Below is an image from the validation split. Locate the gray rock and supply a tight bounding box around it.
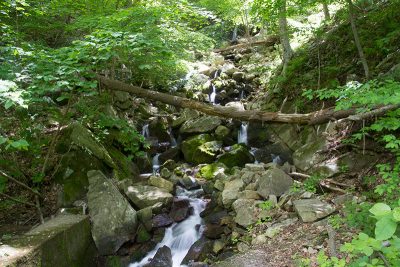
[87,170,137,255]
[222,179,244,208]
[149,176,174,193]
[237,190,261,200]
[232,199,258,227]
[256,167,293,198]
[180,116,222,134]
[144,245,172,267]
[124,185,173,209]
[332,194,354,205]
[245,164,265,172]
[294,199,335,222]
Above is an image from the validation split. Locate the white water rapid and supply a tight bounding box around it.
[129,187,206,267]
[238,122,248,145]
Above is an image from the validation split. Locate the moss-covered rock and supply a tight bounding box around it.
[180,116,221,134]
[217,144,254,168]
[108,146,140,181]
[54,149,106,207]
[200,163,228,180]
[181,134,220,164]
[215,125,231,140]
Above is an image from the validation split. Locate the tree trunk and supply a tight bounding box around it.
[347,0,370,79]
[323,1,330,20]
[97,75,399,125]
[278,0,293,75]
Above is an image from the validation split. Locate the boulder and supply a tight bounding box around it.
[217,144,254,168]
[180,116,221,134]
[152,214,174,228]
[237,190,261,200]
[181,134,218,164]
[256,167,293,198]
[215,125,231,140]
[55,150,105,206]
[232,72,245,82]
[294,199,335,222]
[169,198,191,222]
[172,109,200,128]
[87,170,137,255]
[144,246,172,267]
[293,137,327,171]
[108,146,140,181]
[203,224,225,239]
[159,147,182,163]
[232,199,259,227]
[124,185,173,209]
[149,176,174,193]
[179,175,201,190]
[137,207,153,231]
[182,237,214,264]
[222,179,244,208]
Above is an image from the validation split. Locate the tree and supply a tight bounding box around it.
[278,0,293,75]
[346,0,370,79]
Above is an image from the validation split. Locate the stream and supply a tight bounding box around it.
[129,187,206,267]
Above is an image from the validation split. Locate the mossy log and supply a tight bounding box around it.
[97,75,400,125]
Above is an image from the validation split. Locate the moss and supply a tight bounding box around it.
[181,134,218,164]
[108,146,139,181]
[136,225,151,243]
[217,144,254,168]
[200,163,227,180]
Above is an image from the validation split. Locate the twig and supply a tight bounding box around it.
[324,179,351,188]
[0,170,41,197]
[0,192,36,207]
[378,252,390,267]
[320,180,347,194]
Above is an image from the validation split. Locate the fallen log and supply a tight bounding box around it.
[97,75,400,125]
[213,35,280,53]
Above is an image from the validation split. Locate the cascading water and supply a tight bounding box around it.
[130,187,206,267]
[141,124,150,139]
[238,122,248,145]
[152,153,161,174]
[168,127,178,147]
[209,84,217,105]
[250,147,259,164]
[271,154,283,165]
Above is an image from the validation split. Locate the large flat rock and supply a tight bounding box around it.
[294,199,335,222]
[124,185,173,209]
[0,214,97,267]
[88,170,137,255]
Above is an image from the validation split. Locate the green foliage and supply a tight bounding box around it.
[303,174,323,193]
[258,200,275,211]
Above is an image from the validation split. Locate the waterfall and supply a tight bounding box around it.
[238,122,248,145]
[209,84,217,105]
[141,124,150,139]
[240,90,245,100]
[250,147,259,164]
[231,25,238,44]
[129,187,206,267]
[271,154,283,165]
[168,127,177,147]
[152,153,161,174]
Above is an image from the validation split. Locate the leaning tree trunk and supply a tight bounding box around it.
[278,0,293,75]
[97,75,399,125]
[322,1,330,20]
[347,0,370,79]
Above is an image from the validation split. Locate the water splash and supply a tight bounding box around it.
[168,127,178,147]
[238,122,248,145]
[250,147,259,164]
[271,154,283,165]
[129,187,206,267]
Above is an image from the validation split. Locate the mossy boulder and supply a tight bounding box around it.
[215,125,231,140]
[54,149,106,207]
[172,109,200,128]
[200,163,228,180]
[217,144,254,168]
[180,116,221,134]
[181,134,221,164]
[108,146,140,181]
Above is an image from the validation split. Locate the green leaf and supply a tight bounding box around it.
[375,217,397,240]
[393,207,400,222]
[0,136,7,145]
[370,203,391,217]
[4,100,14,109]
[10,139,29,150]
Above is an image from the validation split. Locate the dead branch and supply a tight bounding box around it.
[213,35,279,53]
